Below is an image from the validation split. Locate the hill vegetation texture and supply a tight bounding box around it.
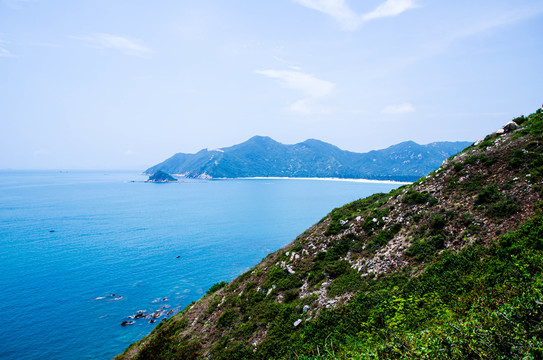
[145,138,471,182]
[118,109,543,359]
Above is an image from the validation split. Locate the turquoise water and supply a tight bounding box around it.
[0,171,401,359]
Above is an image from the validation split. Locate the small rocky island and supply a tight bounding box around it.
[146,170,177,183]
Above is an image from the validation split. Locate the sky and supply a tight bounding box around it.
[1,0,542,170]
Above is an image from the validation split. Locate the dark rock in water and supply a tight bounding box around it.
[166,310,173,316]
[121,321,135,326]
[134,312,147,319]
[149,319,155,323]
[162,297,168,302]
[147,170,177,183]
[176,255,180,258]
[151,311,162,319]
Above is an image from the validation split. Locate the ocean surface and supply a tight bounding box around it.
[0,171,402,360]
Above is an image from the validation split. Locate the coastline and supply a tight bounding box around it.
[168,174,412,185]
[223,176,412,185]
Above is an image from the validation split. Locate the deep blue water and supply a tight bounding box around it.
[0,171,401,359]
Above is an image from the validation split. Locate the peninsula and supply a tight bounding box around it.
[146,137,472,182]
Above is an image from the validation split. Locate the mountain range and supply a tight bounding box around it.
[146,137,472,182]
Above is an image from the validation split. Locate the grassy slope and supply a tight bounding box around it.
[117,109,543,360]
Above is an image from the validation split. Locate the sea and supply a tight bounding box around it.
[0,170,402,360]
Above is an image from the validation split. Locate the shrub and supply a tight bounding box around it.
[465,154,497,167]
[266,266,288,283]
[529,112,543,135]
[405,234,445,262]
[478,138,494,149]
[206,281,228,295]
[324,221,346,236]
[325,260,350,279]
[453,162,464,172]
[447,177,458,189]
[403,191,436,205]
[216,309,237,328]
[513,115,526,125]
[487,198,521,218]
[508,149,525,169]
[307,270,326,287]
[460,173,486,192]
[475,185,501,205]
[361,208,389,234]
[366,223,402,253]
[324,233,358,261]
[327,270,364,297]
[429,215,446,234]
[283,289,299,303]
[265,266,302,291]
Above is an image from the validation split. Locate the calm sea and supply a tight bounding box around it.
[0,171,401,359]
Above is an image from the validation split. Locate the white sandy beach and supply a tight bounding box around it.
[229,177,412,185]
[169,174,412,185]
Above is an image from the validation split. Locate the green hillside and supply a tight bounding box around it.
[118,109,543,359]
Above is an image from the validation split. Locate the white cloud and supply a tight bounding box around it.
[293,0,360,30]
[71,33,152,58]
[294,0,417,30]
[255,69,335,115]
[0,47,14,57]
[124,150,134,156]
[272,56,303,71]
[363,0,418,21]
[382,102,415,114]
[255,69,335,98]
[0,39,15,58]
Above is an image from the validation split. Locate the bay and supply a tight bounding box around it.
[0,170,401,359]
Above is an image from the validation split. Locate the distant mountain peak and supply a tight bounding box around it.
[300,138,334,146]
[246,135,277,143]
[145,137,472,181]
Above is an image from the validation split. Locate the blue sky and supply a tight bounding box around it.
[1,0,542,170]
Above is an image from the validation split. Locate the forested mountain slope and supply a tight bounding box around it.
[145,138,471,182]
